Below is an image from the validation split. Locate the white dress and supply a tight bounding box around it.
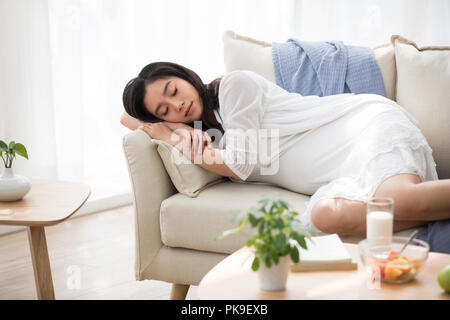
[215,70,438,235]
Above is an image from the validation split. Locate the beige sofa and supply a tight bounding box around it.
[122,32,450,299]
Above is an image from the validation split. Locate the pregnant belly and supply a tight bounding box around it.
[252,102,401,194]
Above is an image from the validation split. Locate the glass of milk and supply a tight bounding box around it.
[366,197,394,247]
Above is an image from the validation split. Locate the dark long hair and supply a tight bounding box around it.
[122,62,223,134]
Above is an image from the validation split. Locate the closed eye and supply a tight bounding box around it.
[162,87,176,116]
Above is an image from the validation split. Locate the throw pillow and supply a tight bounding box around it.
[222,30,396,100]
[222,30,275,83]
[154,138,226,197]
[372,42,396,101]
[391,35,450,179]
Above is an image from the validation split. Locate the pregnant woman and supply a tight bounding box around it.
[121,62,450,241]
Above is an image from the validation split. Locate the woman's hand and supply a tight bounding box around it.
[138,122,212,161]
[138,122,175,143]
[172,127,213,162]
[164,121,213,156]
[190,129,213,159]
[120,112,142,131]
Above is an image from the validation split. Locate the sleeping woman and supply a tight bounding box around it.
[121,61,450,240]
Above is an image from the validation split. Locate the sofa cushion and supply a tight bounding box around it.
[160,181,311,254]
[155,138,227,197]
[223,30,396,100]
[391,35,450,179]
[159,180,419,253]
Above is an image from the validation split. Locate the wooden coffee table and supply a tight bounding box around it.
[198,244,450,300]
[0,180,90,300]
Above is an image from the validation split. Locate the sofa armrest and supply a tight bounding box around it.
[122,129,177,280]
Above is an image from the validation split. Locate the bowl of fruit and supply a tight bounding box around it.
[358,236,429,284]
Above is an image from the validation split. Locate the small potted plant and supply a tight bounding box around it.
[217,194,312,291]
[0,140,31,201]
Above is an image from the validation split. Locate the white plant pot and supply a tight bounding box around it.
[0,168,31,201]
[257,255,291,291]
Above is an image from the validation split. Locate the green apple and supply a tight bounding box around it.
[437,264,450,293]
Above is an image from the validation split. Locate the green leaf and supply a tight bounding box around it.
[281,245,290,256]
[269,203,277,214]
[274,218,284,229]
[274,232,287,252]
[0,140,7,152]
[248,206,259,214]
[8,141,15,150]
[272,252,279,265]
[237,219,249,230]
[264,255,272,268]
[291,232,308,250]
[214,228,238,241]
[231,210,246,224]
[13,143,28,160]
[291,220,314,238]
[248,213,259,227]
[258,220,265,234]
[298,237,307,250]
[257,199,269,209]
[254,241,264,252]
[290,245,299,263]
[279,200,290,210]
[251,257,260,271]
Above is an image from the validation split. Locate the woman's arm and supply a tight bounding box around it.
[202,149,240,179]
[120,111,143,130]
[163,121,192,132]
[159,124,239,179]
[120,112,191,132]
[138,122,240,180]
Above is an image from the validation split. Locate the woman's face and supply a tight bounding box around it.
[143,76,203,123]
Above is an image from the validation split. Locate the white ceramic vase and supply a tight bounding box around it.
[257,255,291,291]
[0,167,31,201]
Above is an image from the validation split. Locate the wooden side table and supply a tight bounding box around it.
[198,245,450,300]
[0,180,90,300]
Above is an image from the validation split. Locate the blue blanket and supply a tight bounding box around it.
[272,39,386,97]
[417,219,450,254]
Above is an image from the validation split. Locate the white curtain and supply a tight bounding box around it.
[0,0,448,211]
[0,0,297,206]
[293,0,450,47]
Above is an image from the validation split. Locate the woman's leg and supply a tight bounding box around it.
[373,173,450,221]
[310,198,366,236]
[310,197,426,237]
[311,174,427,235]
[311,173,450,236]
[411,179,450,220]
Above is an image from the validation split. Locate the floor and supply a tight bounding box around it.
[0,205,198,300]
